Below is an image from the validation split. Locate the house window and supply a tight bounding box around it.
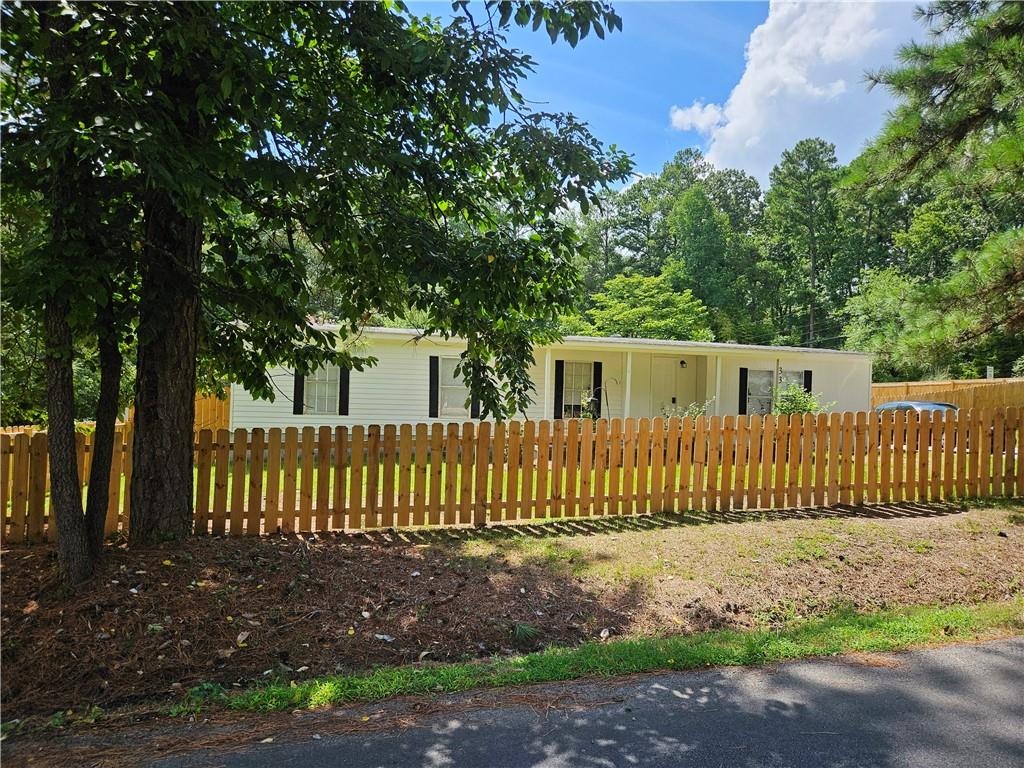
[746,369,774,415]
[439,357,471,418]
[561,361,594,418]
[778,369,804,392]
[303,366,340,415]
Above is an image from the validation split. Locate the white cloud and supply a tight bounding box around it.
[668,2,922,185]
[669,100,724,134]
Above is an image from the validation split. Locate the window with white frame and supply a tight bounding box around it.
[561,361,594,418]
[779,369,804,392]
[439,357,471,418]
[745,369,806,415]
[746,369,774,415]
[303,366,340,415]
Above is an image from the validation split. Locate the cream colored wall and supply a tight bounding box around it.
[229,336,872,429]
[716,353,872,415]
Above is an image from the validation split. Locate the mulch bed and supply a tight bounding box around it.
[2,503,1022,720]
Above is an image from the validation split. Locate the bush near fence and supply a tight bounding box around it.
[871,378,1024,411]
[2,409,1021,543]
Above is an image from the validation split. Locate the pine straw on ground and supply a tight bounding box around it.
[3,503,1022,719]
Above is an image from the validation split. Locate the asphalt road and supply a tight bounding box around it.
[159,638,1023,768]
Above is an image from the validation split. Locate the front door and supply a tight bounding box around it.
[651,356,680,416]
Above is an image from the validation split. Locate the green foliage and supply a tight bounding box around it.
[586,274,713,341]
[1012,355,1024,378]
[1,1,632,422]
[215,601,1021,712]
[773,383,834,416]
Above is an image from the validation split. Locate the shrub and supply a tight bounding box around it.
[774,383,834,415]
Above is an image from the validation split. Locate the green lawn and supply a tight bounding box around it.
[189,600,1022,713]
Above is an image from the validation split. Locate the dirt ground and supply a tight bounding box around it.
[2,502,1022,720]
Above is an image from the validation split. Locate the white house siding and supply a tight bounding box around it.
[228,330,872,430]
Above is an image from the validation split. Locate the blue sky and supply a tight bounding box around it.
[504,2,770,176]
[414,2,925,186]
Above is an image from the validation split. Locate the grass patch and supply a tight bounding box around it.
[221,600,1022,713]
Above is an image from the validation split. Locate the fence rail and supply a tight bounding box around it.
[3,409,1021,543]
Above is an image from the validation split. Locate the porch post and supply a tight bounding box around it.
[714,355,722,416]
[623,351,632,419]
[543,348,552,418]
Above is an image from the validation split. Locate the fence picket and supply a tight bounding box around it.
[579,418,594,517]
[27,433,47,543]
[346,425,363,530]
[593,419,608,515]
[9,433,29,543]
[719,416,734,513]
[196,429,213,534]
[299,426,316,532]
[414,424,429,526]
[444,424,459,525]
[265,428,282,533]
[281,428,299,533]
[507,421,524,521]
[105,428,124,536]
[459,423,475,524]
[564,419,579,518]
[786,414,801,508]
[622,418,637,515]
[706,416,722,513]
[397,424,412,527]
[892,410,906,503]
[691,416,706,512]
[866,412,879,504]
[473,422,490,526]
[551,420,565,518]
[348,426,364,530]
[535,421,551,519]
[365,425,381,529]
[664,417,680,512]
[248,428,265,535]
[733,415,749,510]
[853,411,867,507]
[1,434,11,539]
[607,418,622,515]
[428,424,443,526]
[773,415,788,509]
[213,428,231,535]
[333,426,348,530]
[649,417,664,513]
[491,423,506,522]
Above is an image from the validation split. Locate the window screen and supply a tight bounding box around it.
[303,366,340,415]
[439,357,471,418]
[561,361,594,418]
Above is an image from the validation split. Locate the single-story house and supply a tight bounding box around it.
[225,327,872,429]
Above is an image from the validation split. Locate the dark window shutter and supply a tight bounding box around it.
[428,356,440,418]
[292,371,304,415]
[803,369,813,392]
[470,395,481,419]
[591,361,603,418]
[553,360,565,419]
[338,368,350,416]
[738,367,748,415]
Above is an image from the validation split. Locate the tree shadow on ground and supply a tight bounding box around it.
[353,500,974,548]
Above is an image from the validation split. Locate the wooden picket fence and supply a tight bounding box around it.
[871,378,1024,411]
[2,409,1021,543]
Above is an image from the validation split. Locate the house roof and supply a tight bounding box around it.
[315,325,872,360]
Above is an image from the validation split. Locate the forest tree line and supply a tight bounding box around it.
[563,1,1023,382]
[565,134,1021,380]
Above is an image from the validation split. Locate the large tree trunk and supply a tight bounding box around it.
[45,294,92,584]
[129,191,202,544]
[84,299,123,557]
